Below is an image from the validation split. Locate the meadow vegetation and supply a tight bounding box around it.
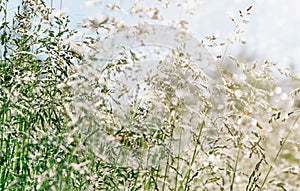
[1,0,300,190]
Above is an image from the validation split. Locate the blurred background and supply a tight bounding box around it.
[8,0,300,74]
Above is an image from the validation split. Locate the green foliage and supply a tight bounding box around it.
[0,0,83,190]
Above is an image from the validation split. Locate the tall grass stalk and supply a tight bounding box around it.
[259,113,300,191]
[180,121,205,191]
[230,141,241,191]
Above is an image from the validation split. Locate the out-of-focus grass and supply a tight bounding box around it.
[1,1,300,190]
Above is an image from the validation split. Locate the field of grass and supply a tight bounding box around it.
[1,1,300,190]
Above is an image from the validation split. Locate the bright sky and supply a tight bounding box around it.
[9,0,300,74]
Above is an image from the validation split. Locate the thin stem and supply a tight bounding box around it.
[179,121,205,191]
[161,156,170,191]
[259,114,300,191]
[174,132,182,191]
[230,142,241,191]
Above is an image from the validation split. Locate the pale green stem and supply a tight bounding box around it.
[230,142,241,191]
[259,114,300,191]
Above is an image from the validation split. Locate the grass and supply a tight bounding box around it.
[1,0,300,190]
